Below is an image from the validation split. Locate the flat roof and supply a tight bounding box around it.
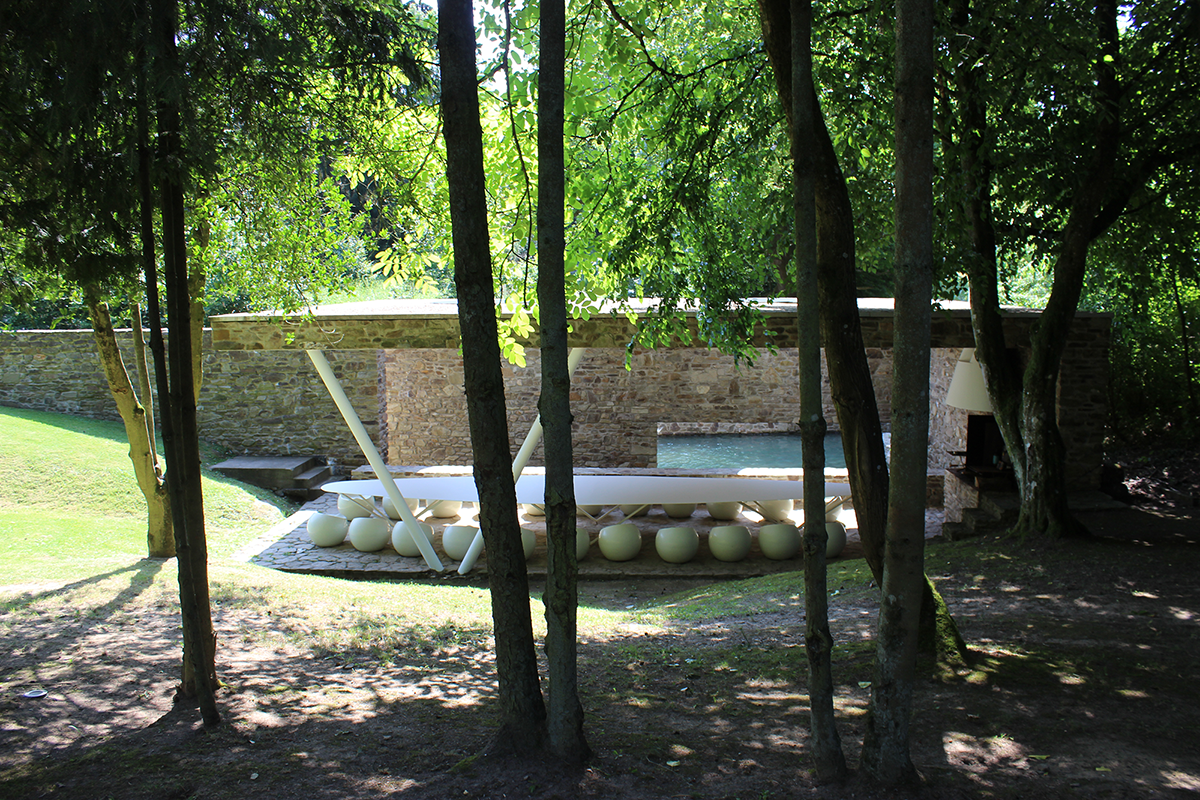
[209,297,1108,351]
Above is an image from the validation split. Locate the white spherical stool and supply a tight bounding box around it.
[620,503,650,518]
[655,526,699,564]
[348,516,390,552]
[382,495,420,520]
[756,499,793,522]
[391,520,433,557]
[577,505,603,517]
[709,525,751,562]
[522,503,546,517]
[521,527,538,561]
[758,523,801,560]
[441,525,479,561]
[307,513,349,547]
[427,499,462,519]
[598,523,642,562]
[662,503,696,519]
[705,501,741,521]
[825,521,848,558]
[576,528,591,561]
[338,494,376,519]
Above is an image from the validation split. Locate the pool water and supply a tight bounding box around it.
[657,433,847,470]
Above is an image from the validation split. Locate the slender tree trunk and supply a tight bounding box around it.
[86,289,174,559]
[440,0,546,754]
[759,0,967,675]
[1170,259,1198,417]
[150,0,220,726]
[790,0,847,783]
[860,0,933,784]
[537,0,590,764]
[757,0,887,586]
[131,303,158,468]
[954,0,1120,539]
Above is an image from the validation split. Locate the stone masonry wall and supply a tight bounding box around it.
[381,346,976,472]
[0,329,379,468]
[2,312,1111,489]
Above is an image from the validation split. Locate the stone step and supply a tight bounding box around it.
[212,455,323,491]
[293,465,333,489]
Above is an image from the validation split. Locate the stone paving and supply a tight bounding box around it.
[236,492,946,581]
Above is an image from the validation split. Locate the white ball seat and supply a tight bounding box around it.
[825,521,848,558]
[427,499,462,519]
[576,528,591,561]
[705,501,741,521]
[521,527,537,561]
[656,526,699,564]
[441,524,479,561]
[662,503,696,519]
[307,513,349,547]
[757,499,793,522]
[348,516,390,552]
[598,523,642,561]
[338,494,376,519]
[620,503,650,518]
[709,525,751,562]
[758,523,801,560]
[391,520,433,557]
[382,495,420,520]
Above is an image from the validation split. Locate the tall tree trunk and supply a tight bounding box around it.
[954,0,1120,539]
[86,288,174,559]
[758,0,887,585]
[758,0,967,673]
[860,0,933,784]
[439,0,546,754]
[150,0,220,727]
[537,0,590,764]
[791,0,847,783]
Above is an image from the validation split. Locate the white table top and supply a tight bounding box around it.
[323,474,852,506]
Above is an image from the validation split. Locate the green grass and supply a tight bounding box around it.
[0,404,868,661]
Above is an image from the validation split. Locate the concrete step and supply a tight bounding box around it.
[212,456,322,491]
[293,465,333,489]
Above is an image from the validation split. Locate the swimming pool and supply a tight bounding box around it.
[657,432,848,470]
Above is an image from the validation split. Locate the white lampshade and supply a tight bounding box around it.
[946,348,993,413]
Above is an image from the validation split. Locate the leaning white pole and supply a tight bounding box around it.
[307,349,443,571]
[458,347,586,575]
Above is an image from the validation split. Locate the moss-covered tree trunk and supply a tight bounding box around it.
[440,0,546,754]
[759,0,968,675]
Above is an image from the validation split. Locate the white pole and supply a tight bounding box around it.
[458,346,586,574]
[307,349,443,571]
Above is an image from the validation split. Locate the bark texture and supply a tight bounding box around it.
[860,0,933,783]
[953,0,1120,539]
[87,290,174,559]
[538,0,590,763]
[150,0,220,726]
[791,0,847,783]
[439,0,546,754]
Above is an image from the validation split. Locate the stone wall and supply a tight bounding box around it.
[2,309,1112,492]
[0,329,379,469]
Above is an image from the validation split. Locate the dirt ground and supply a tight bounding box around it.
[3,478,1199,799]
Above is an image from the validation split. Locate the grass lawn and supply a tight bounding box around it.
[2,405,1199,800]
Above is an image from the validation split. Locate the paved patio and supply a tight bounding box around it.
[235,492,946,581]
